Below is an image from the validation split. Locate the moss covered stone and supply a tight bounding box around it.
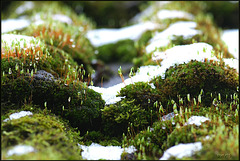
[151,60,239,108]
[1,74,105,133]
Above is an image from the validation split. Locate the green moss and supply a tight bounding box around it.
[123,120,175,160]
[1,109,82,160]
[151,60,239,107]
[97,39,137,63]
[101,99,150,137]
[1,75,105,133]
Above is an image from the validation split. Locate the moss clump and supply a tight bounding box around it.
[26,20,95,75]
[123,120,176,160]
[1,109,82,160]
[118,82,163,110]
[1,75,105,133]
[151,60,239,107]
[101,99,149,137]
[97,39,137,63]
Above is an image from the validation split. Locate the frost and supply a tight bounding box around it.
[159,142,202,160]
[146,21,201,53]
[184,116,210,126]
[86,21,160,47]
[7,145,36,156]
[1,19,31,33]
[3,111,33,122]
[157,9,194,20]
[79,143,136,160]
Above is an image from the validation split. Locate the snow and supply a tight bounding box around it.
[152,42,218,71]
[184,116,210,126]
[1,19,31,33]
[223,58,239,73]
[146,21,201,53]
[221,29,239,59]
[52,14,73,24]
[7,145,36,156]
[130,1,172,23]
[89,65,164,105]
[79,143,136,160]
[1,34,40,51]
[86,21,161,47]
[3,111,33,122]
[157,9,194,20]
[159,142,202,160]
[15,1,35,15]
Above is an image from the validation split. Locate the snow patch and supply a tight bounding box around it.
[79,143,136,160]
[1,19,31,33]
[15,1,35,15]
[221,29,239,59]
[7,145,36,157]
[223,58,239,73]
[89,65,164,105]
[159,142,202,160]
[157,9,194,20]
[86,21,160,47]
[153,43,218,72]
[3,111,33,122]
[1,34,40,51]
[146,21,201,53]
[52,14,73,24]
[184,116,210,126]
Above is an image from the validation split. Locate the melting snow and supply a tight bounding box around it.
[1,34,41,50]
[79,143,136,160]
[15,1,35,15]
[146,21,201,53]
[7,145,36,156]
[157,9,194,20]
[152,42,218,71]
[1,19,31,33]
[89,65,164,105]
[86,21,161,47]
[221,29,239,59]
[3,111,33,122]
[159,142,202,160]
[223,58,239,73]
[184,116,210,126]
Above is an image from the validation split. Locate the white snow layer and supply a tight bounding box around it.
[146,21,201,53]
[7,145,36,156]
[79,143,136,160]
[3,111,33,122]
[159,142,202,160]
[1,19,31,33]
[89,65,164,105]
[221,29,239,59]
[157,9,194,20]
[86,21,160,47]
[152,42,218,69]
[52,14,73,24]
[1,34,40,50]
[15,1,35,15]
[223,58,239,73]
[184,116,210,126]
